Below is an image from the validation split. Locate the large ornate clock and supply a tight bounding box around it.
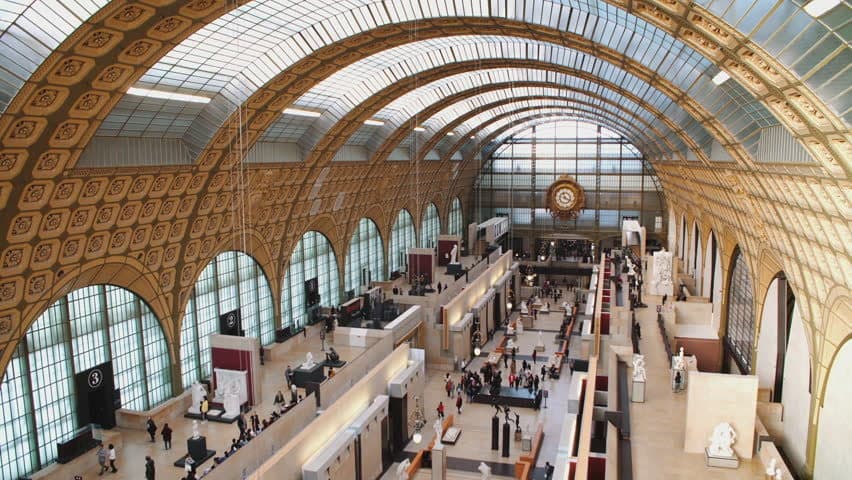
[546,175,585,220]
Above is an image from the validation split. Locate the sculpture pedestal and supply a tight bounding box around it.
[222,393,240,419]
[173,436,215,469]
[705,448,739,469]
[431,443,447,480]
[292,362,325,388]
[632,379,645,403]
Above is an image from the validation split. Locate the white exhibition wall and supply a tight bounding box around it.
[756,280,780,392]
[780,303,810,473]
[815,339,852,480]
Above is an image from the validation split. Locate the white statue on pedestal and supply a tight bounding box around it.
[302,352,315,369]
[477,462,491,479]
[536,331,545,349]
[516,319,524,333]
[520,301,529,314]
[449,244,459,264]
[506,338,515,351]
[434,418,444,447]
[396,459,410,479]
[672,347,685,371]
[632,354,646,382]
[766,458,777,476]
[651,249,673,295]
[708,422,737,457]
[192,420,201,439]
[189,383,207,413]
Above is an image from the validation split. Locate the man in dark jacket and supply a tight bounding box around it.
[145,456,155,480]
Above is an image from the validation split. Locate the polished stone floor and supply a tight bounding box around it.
[41,332,366,479]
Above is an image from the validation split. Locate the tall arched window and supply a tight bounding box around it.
[181,251,274,389]
[389,209,415,275]
[725,247,756,373]
[345,218,385,295]
[448,197,463,236]
[282,231,340,331]
[0,286,172,479]
[420,203,440,248]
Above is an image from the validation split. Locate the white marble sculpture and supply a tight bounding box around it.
[672,347,685,371]
[766,458,777,476]
[214,368,248,407]
[302,352,316,369]
[520,301,529,314]
[192,420,201,439]
[651,249,673,296]
[449,244,459,264]
[478,462,492,479]
[396,459,410,480]
[536,331,545,350]
[632,354,646,382]
[434,419,444,447]
[708,422,737,457]
[506,338,515,351]
[189,383,207,413]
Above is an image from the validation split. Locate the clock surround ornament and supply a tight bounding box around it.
[546,175,585,220]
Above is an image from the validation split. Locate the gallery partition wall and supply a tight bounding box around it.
[180,251,275,389]
[281,231,341,332]
[0,285,172,479]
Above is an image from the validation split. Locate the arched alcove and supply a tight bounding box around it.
[180,251,275,389]
[448,197,463,236]
[281,231,341,332]
[345,218,385,296]
[0,285,172,479]
[755,275,809,471]
[724,246,755,374]
[420,202,440,248]
[389,209,416,275]
[815,334,852,479]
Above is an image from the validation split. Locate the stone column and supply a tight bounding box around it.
[431,443,447,480]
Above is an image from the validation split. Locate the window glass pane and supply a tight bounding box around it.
[0,346,37,479]
[448,198,463,236]
[420,203,440,248]
[282,231,340,330]
[725,249,755,373]
[389,209,416,274]
[345,218,385,294]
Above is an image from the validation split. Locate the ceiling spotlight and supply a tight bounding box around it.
[364,119,384,126]
[470,135,476,139]
[711,71,730,86]
[413,126,426,132]
[803,0,841,17]
[283,107,322,118]
[446,131,455,136]
[127,87,211,104]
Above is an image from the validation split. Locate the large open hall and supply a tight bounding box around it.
[0,1,849,479]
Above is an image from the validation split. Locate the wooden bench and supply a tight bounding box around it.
[406,415,455,477]
[514,423,544,479]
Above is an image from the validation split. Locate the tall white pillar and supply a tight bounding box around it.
[431,443,447,480]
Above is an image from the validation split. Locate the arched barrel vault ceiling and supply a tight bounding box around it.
[0,0,847,430]
[395,90,678,160]
[262,35,717,150]
[355,74,705,165]
[340,66,696,158]
[85,1,848,174]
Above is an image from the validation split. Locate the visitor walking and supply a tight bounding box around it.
[445,378,454,398]
[532,349,537,364]
[145,456,155,480]
[437,401,445,419]
[96,442,108,476]
[161,423,172,450]
[456,393,463,414]
[108,443,118,473]
[285,365,293,388]
[200,396,209,422]
[146,417,157,442]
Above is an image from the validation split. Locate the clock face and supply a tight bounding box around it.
[555,187,576,209]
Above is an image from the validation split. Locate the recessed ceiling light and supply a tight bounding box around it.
[470,135,476,139]
[803,0,841,17]
[712,71,730,85]
[283,107,322,118]
[446,131,455,136]
[413,126,426,132]
[127,87,210,104]
[363,119,384,126]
